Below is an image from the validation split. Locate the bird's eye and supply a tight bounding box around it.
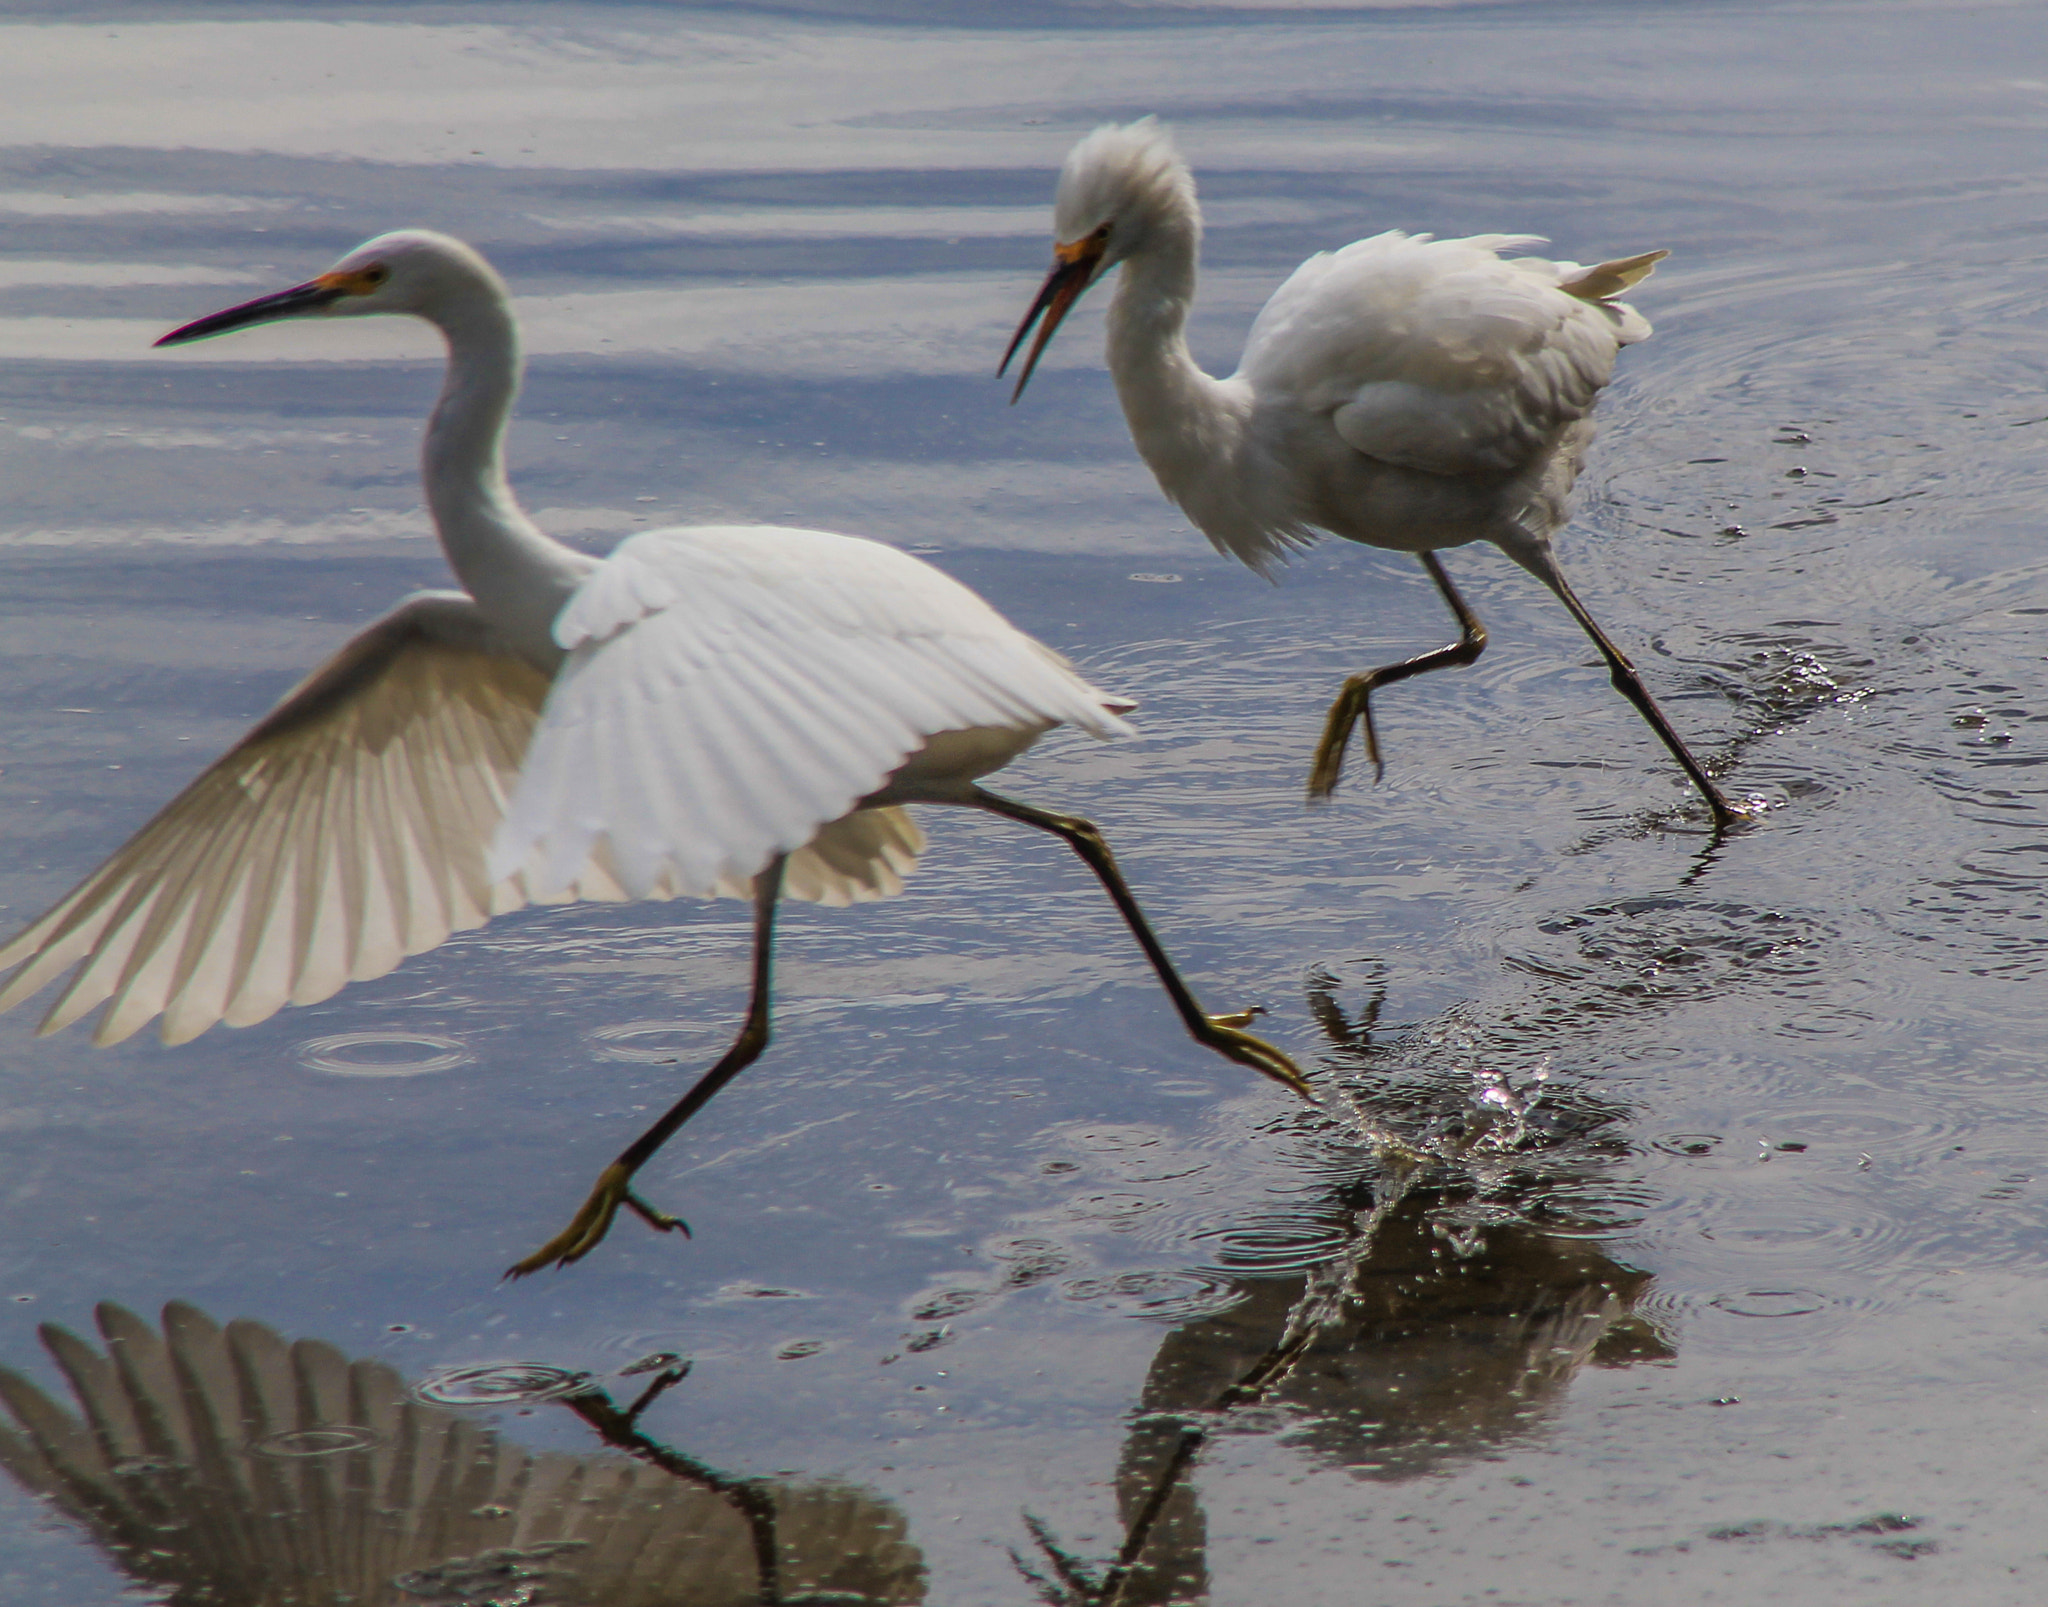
[361,265,389,287]
[1091,224,1112,243]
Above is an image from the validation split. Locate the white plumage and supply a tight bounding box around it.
[499,522,1123,902]
[0,229,1307,1275]
[1004,118,1741,826]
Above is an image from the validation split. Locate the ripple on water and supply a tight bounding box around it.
[1746,1096,1967,1157]
[1058,1268,1243,1323]
[413,1363,593,1407]
[1634,1281,1864,1356]
[595,1328,699,1360]
[247,1424,384,1459]
[982,1236,1077,1288]
[586,1020,719,1062]
[1504,897,1834,1020]
[1707,1287,1832,1320]
[296,1030,473,1077]
[1192,1211,1355,1276]
[1650,1132,1726,1158]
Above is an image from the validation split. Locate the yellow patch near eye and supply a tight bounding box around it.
[315,267,386,296]
[1054,232,1107,266]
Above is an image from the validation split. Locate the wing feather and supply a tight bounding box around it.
[1240,231,1661,478]
[0,594,551,1045]
[2,529,1098,1044]
[498,525,1132,901]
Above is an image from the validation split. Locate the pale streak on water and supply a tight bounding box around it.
[0,2,2043,1602]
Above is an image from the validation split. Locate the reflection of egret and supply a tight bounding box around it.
[1017,1176,1669,1605]
[0,1301,926,1605]
[1003,119,1741,828]
[0,230,1309,1277]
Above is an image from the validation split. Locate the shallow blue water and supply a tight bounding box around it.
[0,3,2045,1602]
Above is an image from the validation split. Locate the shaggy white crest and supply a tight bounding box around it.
[1053,117,1200,259]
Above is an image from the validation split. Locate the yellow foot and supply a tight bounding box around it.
[505,1162,688,1279]
[1206,1006,1264,1029]
[1304,748,1346,802]
[1197,1018,1314,1100]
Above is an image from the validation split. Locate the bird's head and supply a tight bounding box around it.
[1000,117,1197,401]
[155,230,509,347]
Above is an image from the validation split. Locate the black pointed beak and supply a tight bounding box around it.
[999,244,1104,403]
[154,278,348,348]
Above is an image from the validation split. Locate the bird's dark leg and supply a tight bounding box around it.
[1502,532,1745,831]
[505,857,787,1278]
[970,788,1312,1098]
[1307,551,1486,799]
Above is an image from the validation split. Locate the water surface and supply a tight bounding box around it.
[1,3,2045,1602]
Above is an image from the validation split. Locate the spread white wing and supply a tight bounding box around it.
[0,588,924,1047]
[495,524,1135,900]
[1240,231,1661,477]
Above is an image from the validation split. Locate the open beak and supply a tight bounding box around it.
[155,276,350,348]
[999,237,1106,403]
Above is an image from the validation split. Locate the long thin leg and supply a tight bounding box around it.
[971,788,1312,1097]
[1307,551,1485,799]
[505,856,787,1278]
[1500,530,1745,830]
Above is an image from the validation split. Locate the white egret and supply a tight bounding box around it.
[1003,119,1742,829]
[0,229,1310,1277]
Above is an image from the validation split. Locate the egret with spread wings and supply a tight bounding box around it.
[0,230,1310,1277]
[1004,118,1742,829]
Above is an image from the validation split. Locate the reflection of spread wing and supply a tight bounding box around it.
[0,590,923,1048]
[0,1301,928,1607]
[1242,231,1661,477]
[495,524,1132,900]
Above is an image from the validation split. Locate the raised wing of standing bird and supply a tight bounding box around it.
[1002,117,1742,829]
[0,229,1310,1278]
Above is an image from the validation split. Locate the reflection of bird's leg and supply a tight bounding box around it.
[1308,551,1486,799]
[506,858,787,1278]
[1499,528,1745,831]
[969,789,1312,1097]
[555,1381,785,1599]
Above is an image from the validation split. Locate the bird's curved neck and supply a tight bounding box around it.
[423,297,587,658]
[1106,218,1239,484]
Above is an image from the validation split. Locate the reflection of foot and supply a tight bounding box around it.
[505,1162,689,1278]
[1198,1016,1314,1099]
